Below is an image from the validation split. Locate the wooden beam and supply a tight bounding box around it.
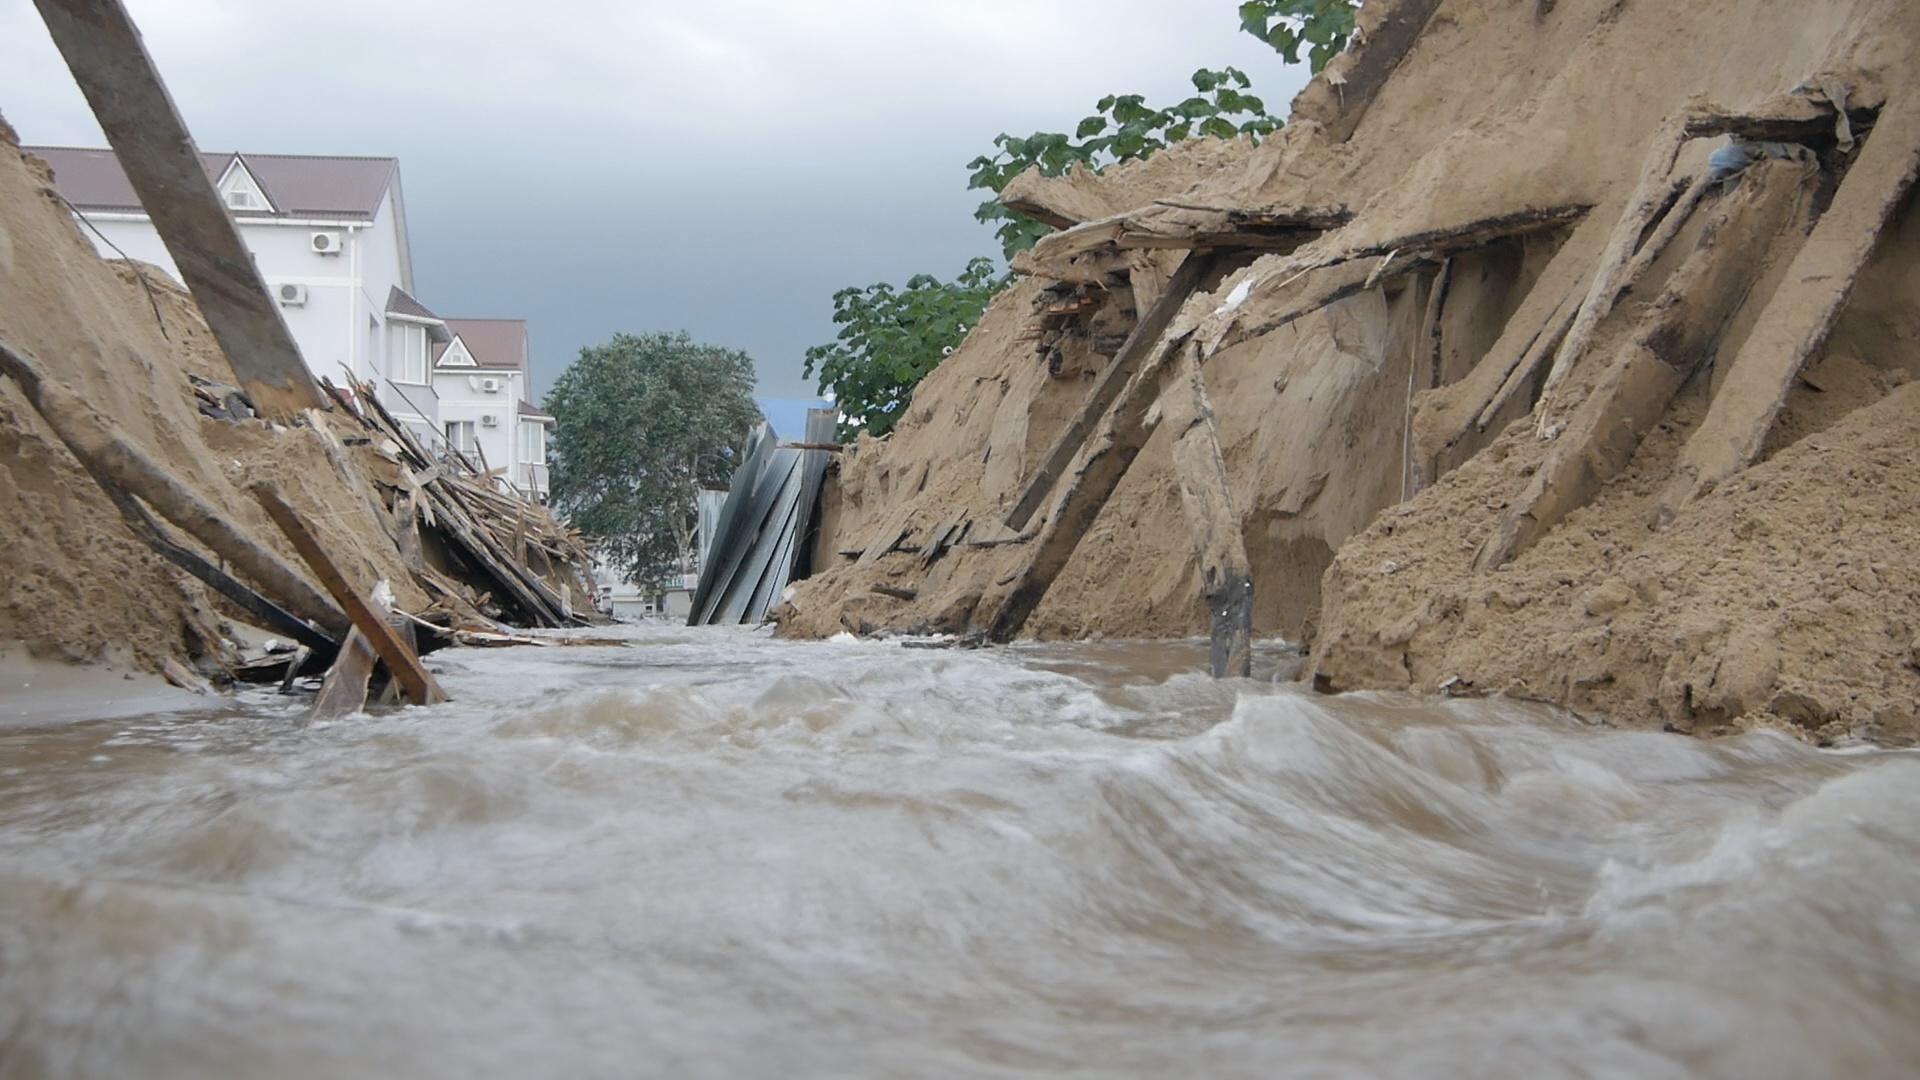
[982,316,1202,643]
[1534,117,1695,414]
[1162,344,1253,677]
[1477,159,1811,569]
[1004,252,1214,530]
[1288,0,1446,143]
[32,0,330,421]
[252,483,449,706]
[1489,177,1710,433]
[1409,210,1612,484]
[1659,94,1920,517]
[1211,205,1592,356]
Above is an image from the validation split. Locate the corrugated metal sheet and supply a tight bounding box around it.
[687,410,838,625]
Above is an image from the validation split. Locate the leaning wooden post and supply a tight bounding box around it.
[1160,343,1254,677]
[251,483,449,706]
[981,265,1216,644]
[32,0,330,420]
[1004,253,1215,531]
[1658,93,1920,517]
[1476,158,1811,569]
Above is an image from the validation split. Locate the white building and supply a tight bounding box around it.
[432,318,552,502]
[29,146,446,442]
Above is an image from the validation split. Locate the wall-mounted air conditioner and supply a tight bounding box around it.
[310,231,343,255]
[479,377,502,393]
[479,414,500,428]
[277,283,308,307]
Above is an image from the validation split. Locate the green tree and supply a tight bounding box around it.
[806,0,1359,436]
[546,331,760,586]
[967,67,1282,261]
[803,257,1001,439]
[1238,1,1360,72]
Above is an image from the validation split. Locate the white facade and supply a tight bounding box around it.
[431,320,552,503]
[49,151,440,441]
[434,338,522,482]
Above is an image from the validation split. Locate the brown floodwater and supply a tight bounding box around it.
[2,625,1917,1078]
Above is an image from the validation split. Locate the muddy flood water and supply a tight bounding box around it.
[2,625,1918,1078]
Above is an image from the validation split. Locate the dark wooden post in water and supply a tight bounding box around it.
[1161,344,1254,678]
[33,0,331,421]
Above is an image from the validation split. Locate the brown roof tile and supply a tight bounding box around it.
[437,318,528,372]
[23,145,396,219]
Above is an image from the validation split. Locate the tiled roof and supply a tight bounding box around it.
[23,145,397,219]
[385,285,442,321]
[519,401,554,421]
[434,318,527,372]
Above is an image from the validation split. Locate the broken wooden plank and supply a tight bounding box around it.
[1288,0,1446,143]
[1408,209,1613,483]
[872,584,919,601]
[1472,287,1581,432]
[1210,204,1593,356]
[32,0,330,421]
[1477,158,1811,569]
[1535,117,1696,413]
[1162,343,1253,678]
[160,657,212,695]
[278,646,311,695]
[1005,252,1215,531]
[106,485,338,655]
[1659,94,1920,517]
[252,483,449,706]
[983,317,1202,644]
[309,629,376,721]
[1492,176,1712,432]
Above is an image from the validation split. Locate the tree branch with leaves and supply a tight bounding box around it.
[805,0,1360,437]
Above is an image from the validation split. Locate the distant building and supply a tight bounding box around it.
[432,318,550,502]
[28,146,444,443]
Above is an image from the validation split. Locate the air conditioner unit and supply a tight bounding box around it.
[310,231,343,255]
[479,414,500,428]
[277,283,308,306]
[479,377,502,393]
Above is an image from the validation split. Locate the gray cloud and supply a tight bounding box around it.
[1,0,1308,398]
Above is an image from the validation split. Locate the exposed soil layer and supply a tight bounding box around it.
[779,0,1920,743]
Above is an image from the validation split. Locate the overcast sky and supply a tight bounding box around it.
[1,0,1309,399]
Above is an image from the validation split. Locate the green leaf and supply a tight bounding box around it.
[1199,116,1238,140]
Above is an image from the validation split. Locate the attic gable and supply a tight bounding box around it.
[437,337,477,369]
[216,156,274,213]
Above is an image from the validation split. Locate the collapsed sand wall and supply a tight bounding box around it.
[780,0,1920,742]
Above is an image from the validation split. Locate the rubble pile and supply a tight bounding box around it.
[0,122,598,704]
[778,0,1920,742]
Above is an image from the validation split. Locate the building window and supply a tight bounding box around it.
[519,421,546,466]
[396,324,429,384]
[445,419,476,455]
